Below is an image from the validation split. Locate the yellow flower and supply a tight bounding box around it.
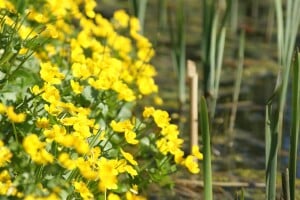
[98,158,119,190]
[0,140,12,167]
[137,47,155,62]
[0,1,15,12]
[108,193,121,200]
[129,17,141,33]
[31,85,43,95]
[184,155,200,174]
[43,24,60,39]
[142,107,155,118]
[154,96,163,105]
[113,10,129,28]
[58,153,76,170]
[156,138,168,155]
[28,10,49,23]
[19,48,28,55]
[161,124,179,138]
[85,0,97,18]
[0,103,6,114]
[41,84,61,104]
[6,106,26,123]
[44,104,62,116]
[0,170,16,196]
[124,165,138,177]
[137,77,158,95]
[110,120,134,132]
[24,193,60,200]
[152,109,170,128]
[77,157,98,180]
[112,81,136,102]
[23,134,54,165]
[126,191,146,200]
[120,149,138,165]
[71,62,87,79]
[174,149,184,164]
[70,80,84,94]
[40,62,65,85]
[98,175,118,191]
[192,145,203,160]
[73,136,89,154]
[73,181,94,200]
[125,130,139,145]
[43,125,66,143]
[18,25,38,40]
[36,117,50,129]
[130,185,139,195]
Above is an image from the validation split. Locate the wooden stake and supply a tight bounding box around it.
[187,60,198,151]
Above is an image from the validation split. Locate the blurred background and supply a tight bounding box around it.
[98,0,299,199]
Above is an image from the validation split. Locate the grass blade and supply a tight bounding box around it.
[200,97,213,200]
[288,51,300,200]
[265,104,279,200]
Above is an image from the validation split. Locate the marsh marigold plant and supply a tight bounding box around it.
[0,0,202,199]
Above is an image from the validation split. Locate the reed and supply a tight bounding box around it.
[265,103,279,200]
[265,1,300,199]
[288,51,300,200]
[273,0,300,147]
[202,0,231,119]
[168,0,186,107]
[228,30,245,133]
[200,96,213,200]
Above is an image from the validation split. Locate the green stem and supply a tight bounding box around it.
[200,97,213,200]
[288,51,300,200]
[12,122,18,144]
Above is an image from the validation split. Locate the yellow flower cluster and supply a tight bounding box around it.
[0,140,12,167]
[73,181,94,200]
[0,0,203,199]
[111,119,139,144]
[0,170,22,197]
[0,103,26,123]
[23,134,54,165]
[24,193,60,200]
[143,107,203,174]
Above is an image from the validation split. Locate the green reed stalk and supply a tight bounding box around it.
[228,30,245,133]
[274,0,300,147]
[288,51,300,200]
[209,14,226,119]
[169,0,186,106]
[230,0,238,35]
[265,103,279,200]
[202,0,231,119]
[202,0,214,97]
[265,1,300,198]
[200,97,213,200]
